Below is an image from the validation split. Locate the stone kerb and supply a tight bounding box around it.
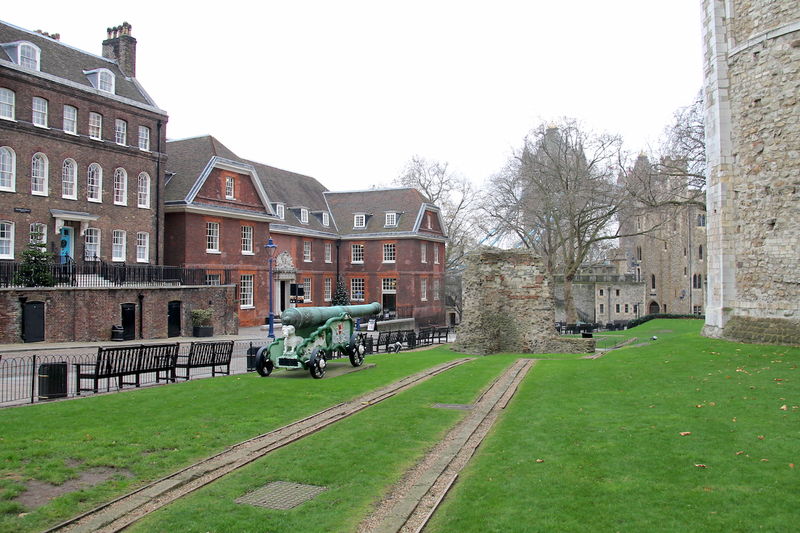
[453,248,594,355]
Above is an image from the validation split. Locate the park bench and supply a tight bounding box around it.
[74,343,179,394]
[433,326,450,344]
[174,340,235,380]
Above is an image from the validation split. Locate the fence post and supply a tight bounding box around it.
[30,354,37,404]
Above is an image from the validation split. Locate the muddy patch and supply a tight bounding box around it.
[14,467,134,510]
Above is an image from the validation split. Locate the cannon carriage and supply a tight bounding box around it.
[254,302,381,379]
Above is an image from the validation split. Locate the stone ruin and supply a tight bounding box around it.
[454,248,594,355]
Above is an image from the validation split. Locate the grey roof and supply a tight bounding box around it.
[325,188,435,236]
[0,20,158,109]
[164,136,241,203]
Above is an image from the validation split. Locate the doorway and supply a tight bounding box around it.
[121,303,136,340]
[648,301,660,315]
[22,301,45,342]
[167,301,181,337]
[59,226,74,263]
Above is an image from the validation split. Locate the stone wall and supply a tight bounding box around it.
[453,249,594,355]
[702,0,800,345]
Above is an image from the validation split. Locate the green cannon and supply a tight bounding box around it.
[254,302,381,379]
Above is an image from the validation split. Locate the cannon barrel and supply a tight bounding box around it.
[281,302,381,329]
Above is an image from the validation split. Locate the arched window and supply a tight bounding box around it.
[19,43,40,70]
[113,168,127,205]
[636,246,642,261]
[31,153,48,195]
[98,70,114,93]
[137,172,150,208]
[0,88,15,120]
[698,245,704,260]
[0,146,15,191]
[651,274,656,290]
[62,159,77,199]
[87,163,102,202]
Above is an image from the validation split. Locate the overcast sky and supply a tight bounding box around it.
[3,1,704,191]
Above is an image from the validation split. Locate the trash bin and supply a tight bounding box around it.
[111,325,124,341]
[38,362,68,400]
[246,345,263,372]
[581,332,593,338]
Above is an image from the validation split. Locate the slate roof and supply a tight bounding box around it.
[325,188,436,236]
[164,136,242,203]
[0,20,160,109]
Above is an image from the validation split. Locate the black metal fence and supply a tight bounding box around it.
[0,259,233,289]
[0,340,264,406]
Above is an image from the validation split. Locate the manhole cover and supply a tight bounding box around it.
[235,481,327,510]
[431,403,473,410]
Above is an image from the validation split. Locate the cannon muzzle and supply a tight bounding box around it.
[281,302,381,329]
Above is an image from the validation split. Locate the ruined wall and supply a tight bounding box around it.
[702,0,800,345]
[453,249,594,355]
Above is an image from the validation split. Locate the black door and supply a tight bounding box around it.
[382,294,396,318]
[121,303,136,340]
[168,301,181,337]
[22,301,45,342]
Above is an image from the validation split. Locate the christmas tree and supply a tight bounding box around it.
[332,276,350,306]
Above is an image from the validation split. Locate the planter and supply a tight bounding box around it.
[193,325,214,337]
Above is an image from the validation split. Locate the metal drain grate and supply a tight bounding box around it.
[235,481,328,510]
[431,403,474,410]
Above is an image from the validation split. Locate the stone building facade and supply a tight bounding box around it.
[454,249,593,355]
[702,1,800,344]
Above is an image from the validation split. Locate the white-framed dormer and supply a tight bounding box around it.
[300,208,309,224]
[1,41,41,71]
[84,68,116,95]
[385,211,397,227]
[275,203,285,220]
[322,211,330,227]
[354,213,366,229]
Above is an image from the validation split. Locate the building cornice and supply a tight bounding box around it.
[164,202,274,222]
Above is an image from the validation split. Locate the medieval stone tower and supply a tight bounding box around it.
[702,1,800,344]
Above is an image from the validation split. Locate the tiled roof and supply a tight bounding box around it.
[164,136,241,202]
[0,20,158,108]
[325,188,432,236]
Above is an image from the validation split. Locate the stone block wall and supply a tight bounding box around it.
[453,249,594,355]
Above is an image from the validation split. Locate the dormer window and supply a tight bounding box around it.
[354,214,366,228]
[276,204,285,220]
[300,208,309,224]
[322,212,330,227]
[225,176,234,199]
[20,43,40,69]
[385,212,397,227]
[85,69,116,94]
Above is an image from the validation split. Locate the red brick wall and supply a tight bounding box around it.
[195,168,266,213]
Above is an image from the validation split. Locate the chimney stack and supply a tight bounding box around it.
[102,22,136,77]
[35,30,60,40]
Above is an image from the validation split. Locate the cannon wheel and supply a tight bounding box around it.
[348,334,366,367]
[255,348,274,377]
[309,348,326,379]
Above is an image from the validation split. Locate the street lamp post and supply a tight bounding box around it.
[265,237,278,339]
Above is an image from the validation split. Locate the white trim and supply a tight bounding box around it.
[164,203,273,222]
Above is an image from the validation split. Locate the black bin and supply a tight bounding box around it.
[581,332,593,338]
[38,362,68,400]
[111,325,124,341]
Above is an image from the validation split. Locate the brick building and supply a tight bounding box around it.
[0,21,167,266]
[165,136,447,327]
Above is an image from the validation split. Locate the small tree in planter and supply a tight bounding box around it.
[191,308,214,337]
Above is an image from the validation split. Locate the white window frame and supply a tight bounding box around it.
[138,126,150,151]
[30,153,48,196]
[136,232,149,263]
[32,97,48,128]
[0,221,14,259]
[63,105,77,134]
[433,279,440,300]
[351,278,365,302]
[84,228,100,261]
[434,244,440,264]
[383,242,396,263]
[324,242,332,263]
[61,158,77,199]
[354,214,366,228]
[88,112,102,140]
[382,278,397,294]
[0,88,15,121]
[86,69,115,94]
[276,204,285,219]
[113,168,127,205]
[385,212,397,227]
[0,147,15,192]
[240,274,254,308]
[303,278,312,303]
[137,172,150,208]
[206,274,221,286]
[241,225,253,255]
[206,222,220,253]
[303,241,312,262]
[322,212,329,226]
[87,163,102,202]
[351,243,364,264]
[300,208,309,224]
[225,177,235,200]
[420,242,427,263]
[324,278,332,301]
[114,119,127,145]
[421,279,428,301]
[29,223,47,246]
[112,230,126,262]
[19,43,40,70]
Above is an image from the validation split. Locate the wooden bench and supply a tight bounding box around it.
[174,340,234,380]
[74,343,179,395]
[433,326,450,344]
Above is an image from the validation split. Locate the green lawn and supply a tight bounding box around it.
[2,320,798,533]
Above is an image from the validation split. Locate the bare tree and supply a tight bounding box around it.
[481,119,654,323]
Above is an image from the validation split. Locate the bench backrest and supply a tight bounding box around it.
[97,345,142,375]
[139,343,180,370]
[188,341,234,365]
